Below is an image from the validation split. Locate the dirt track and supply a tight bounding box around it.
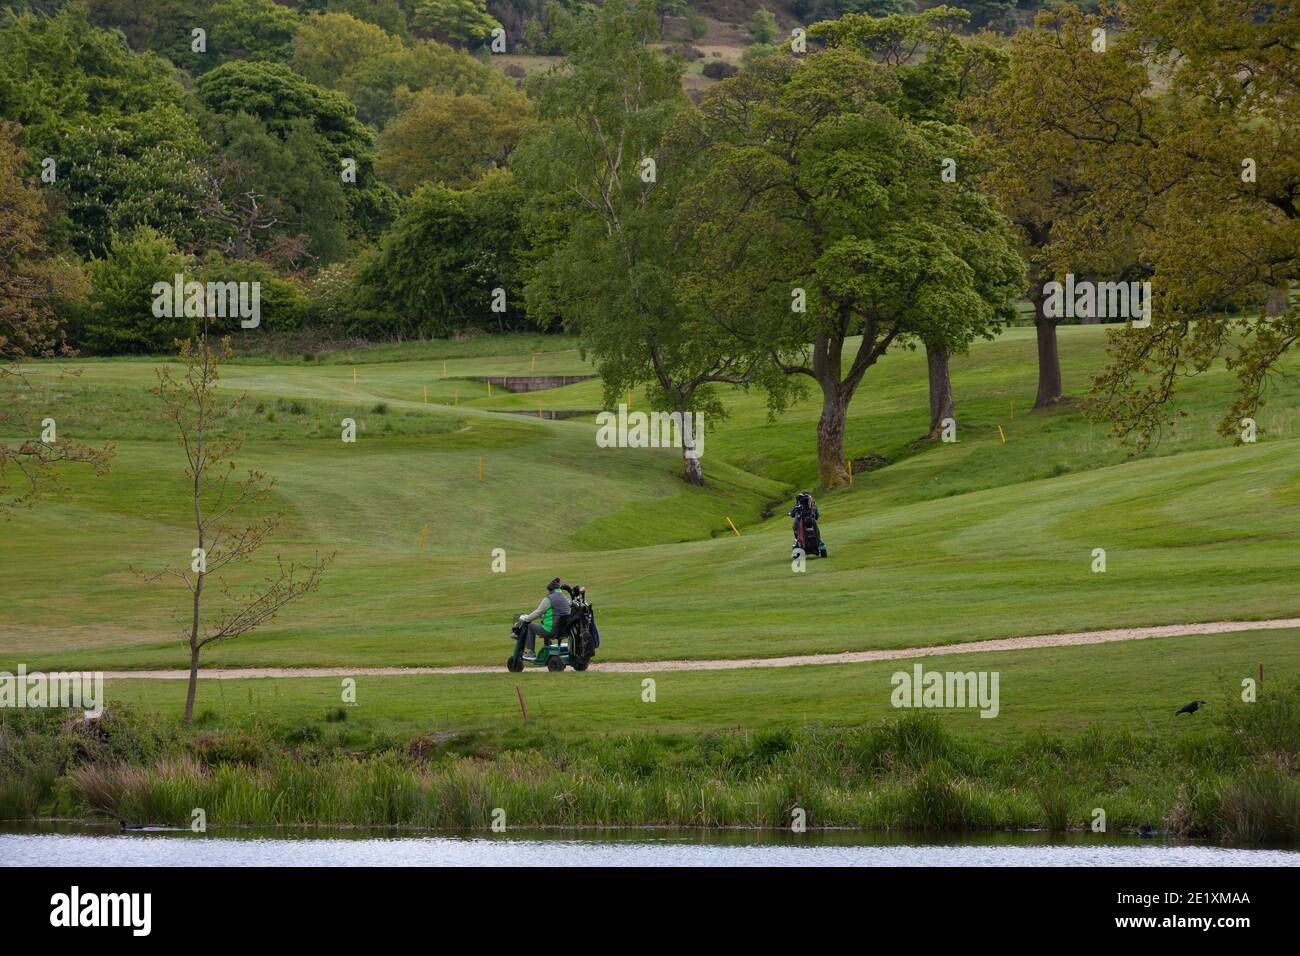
[98,617,1300,679]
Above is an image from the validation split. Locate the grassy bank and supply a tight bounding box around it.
[3,680,1297,843]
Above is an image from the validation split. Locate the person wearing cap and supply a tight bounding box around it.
[517,577,572,653]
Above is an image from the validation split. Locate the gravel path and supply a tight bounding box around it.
[95,617,1300,679]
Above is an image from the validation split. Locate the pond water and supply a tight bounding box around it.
[3,823,1297,866]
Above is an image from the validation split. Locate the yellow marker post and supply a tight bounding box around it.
[479,456,484,481]
[537,403,543,419]
[423,385,428,404]
[627,389,632,410]
[1011,400,1015,420]
[419,525,429,550]
[997,424,1007,444]
[726,516,741,537]
[847,459,853,484]
[531,354,537,372]
[454,390,459,406]
[442,361,447,378]
[352,367,357,384]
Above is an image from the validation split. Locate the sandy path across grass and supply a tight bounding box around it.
[97,617,1300,679]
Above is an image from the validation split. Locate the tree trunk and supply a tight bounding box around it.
[1266,284,1291,317]
[183,643,201,724]
[816,383,850,488]
[1032,284,1063,408]
[678,406,704,485]
[926,344,954,439]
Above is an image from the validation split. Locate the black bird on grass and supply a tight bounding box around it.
[1175,700,1207,716]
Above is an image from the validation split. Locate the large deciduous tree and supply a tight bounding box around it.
[196,60,398,244]
[516,0,773,486]
[1084,0,1300,447]
[811,7,1006,439]
[678,46,1024,486]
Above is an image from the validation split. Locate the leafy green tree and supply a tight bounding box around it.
[292,10,512,126]
[377,88,530,191]
[324,0,410,37]
[352,171,529,337]
[967,8,1159,411]
[0,6,214,256]
[85,227,192,354]
[678,47,1024,486]
[0,5,185,147]
[811,7,1007,436]
[414,0,502,47]
[57,109,214,258]
[209,0,299,65]
[196,60,397,241]
[1056,1,1300,447]
[201,111,350,263]
[750,7,777,44]
[517,0,770,485]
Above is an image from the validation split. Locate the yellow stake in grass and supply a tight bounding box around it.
[454,390,459,406]
[847,458,853,484]
[352,367,357,384]
[726,516,741,537]
[531,354,537,371]
[997,424,1007,444]
[423,385,428,403]
[479,456,484,481]
[419,525,429,550]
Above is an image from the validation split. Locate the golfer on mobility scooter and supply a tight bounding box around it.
[517,577,570,654]
[507,578,599,672]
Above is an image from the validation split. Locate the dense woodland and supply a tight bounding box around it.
[2,0,1297,485]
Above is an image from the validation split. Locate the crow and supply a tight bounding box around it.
[1175,700,1207,716]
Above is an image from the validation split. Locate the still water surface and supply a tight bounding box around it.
[3,824,1297,866]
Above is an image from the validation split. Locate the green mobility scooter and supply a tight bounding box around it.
[506,584,600,672]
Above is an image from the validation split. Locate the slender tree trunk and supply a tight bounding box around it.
[1031,283,1063,408]
[926,344,954,439]
[816,382,850,488]
[1266,284,1291,316]
[183,643,201,724]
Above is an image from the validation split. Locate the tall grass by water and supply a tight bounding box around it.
[3,681,1298,842]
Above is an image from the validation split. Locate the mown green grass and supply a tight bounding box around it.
[101,629,1300,742]
[2,325,1297,671]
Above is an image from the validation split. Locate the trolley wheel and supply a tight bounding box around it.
[506,655,523,673]
[546,656,566,672]
[571,656,590,672]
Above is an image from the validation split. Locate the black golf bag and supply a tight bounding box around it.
[789,491,827,558]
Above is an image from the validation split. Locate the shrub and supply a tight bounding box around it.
[702,61,738,80]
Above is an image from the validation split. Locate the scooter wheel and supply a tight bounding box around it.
[571,657,590,672]
[506,656,523,673]
[546,656,565,672]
